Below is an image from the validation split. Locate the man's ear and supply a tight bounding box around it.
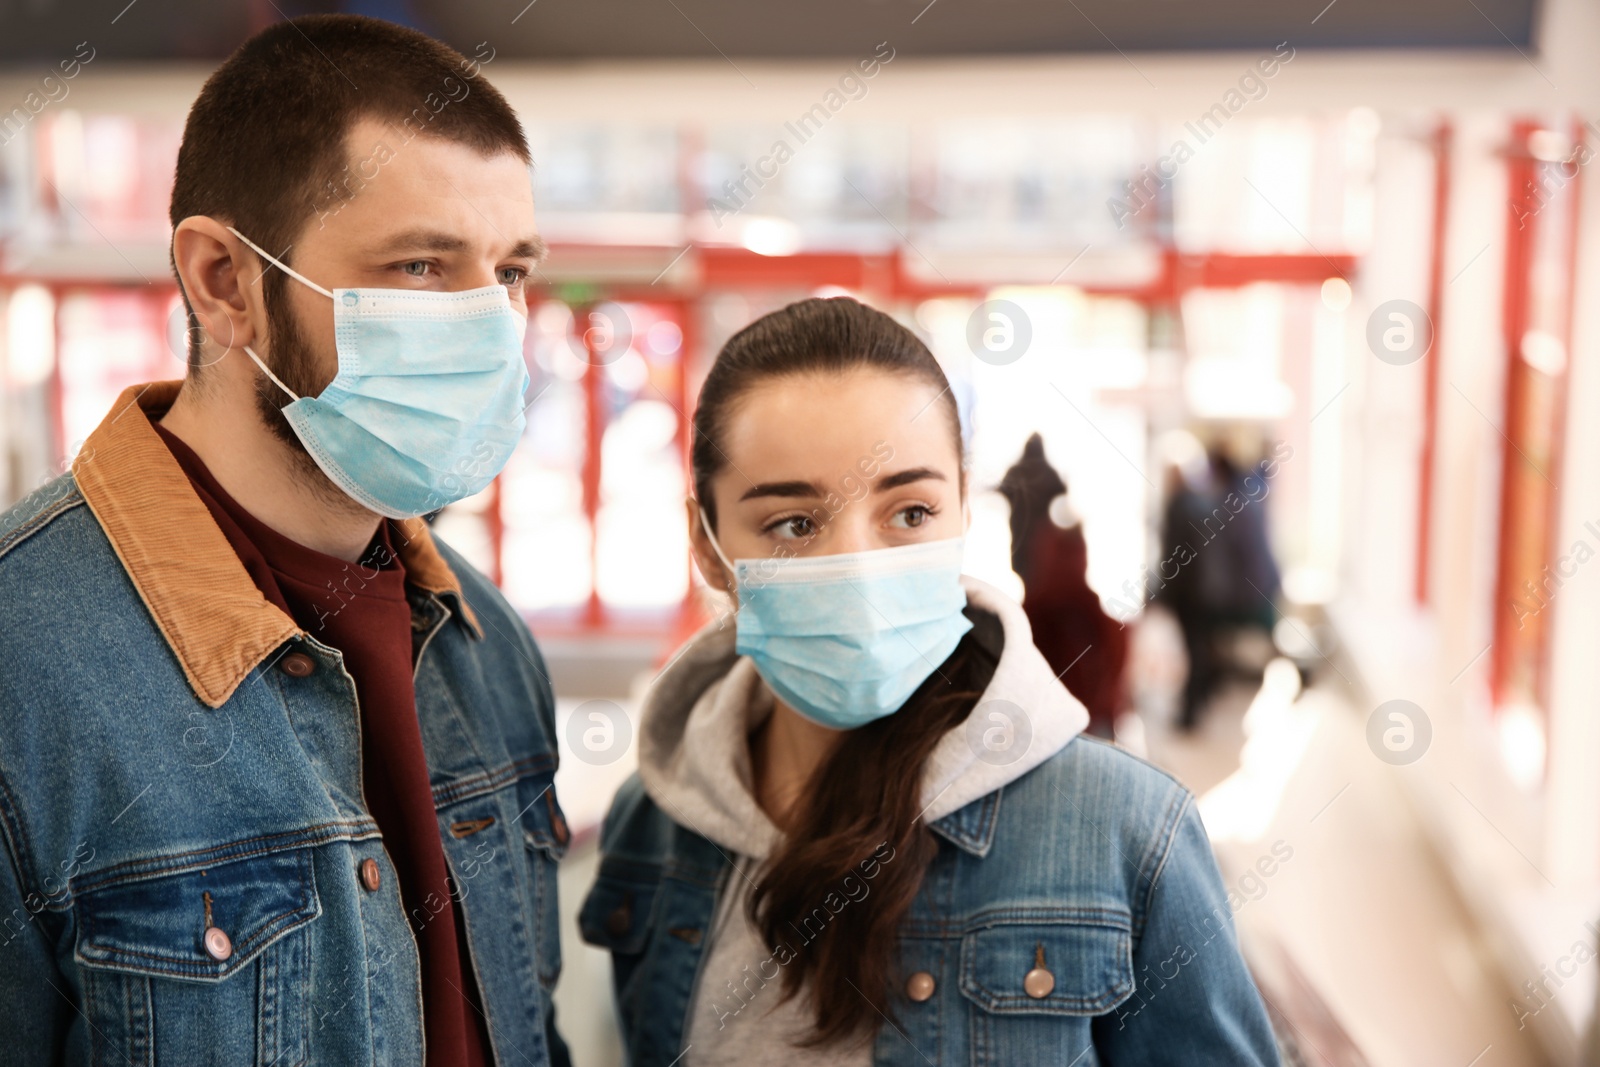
[686,496,733,594]
[170,216,262,369]
[961,471,972,533]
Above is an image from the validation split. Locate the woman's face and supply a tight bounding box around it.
[690,366,965,591]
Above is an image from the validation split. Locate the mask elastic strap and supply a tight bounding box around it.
[228,226,320,403]
[696,504,737,577]
[227,226,335,300]
[242,344,301,403]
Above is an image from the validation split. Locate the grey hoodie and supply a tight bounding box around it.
[635,576,1091,1065]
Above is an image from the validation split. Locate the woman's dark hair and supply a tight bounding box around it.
[692,296,963,528]
[691,296,989,1046]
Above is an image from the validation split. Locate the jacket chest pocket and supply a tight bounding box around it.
[72,846,322,1067]
[577,860,665,1044]
[958,917,1135,1067]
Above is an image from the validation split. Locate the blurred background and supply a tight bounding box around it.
[3,0,1598,1063]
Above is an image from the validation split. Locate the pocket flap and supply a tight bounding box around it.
[75,846,321,982]
[518,772,570,861]
[577,862,659,956]
[960,916,1135,1016]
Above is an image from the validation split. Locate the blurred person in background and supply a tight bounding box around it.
[1210,444,1284,634]
[997,432,1065,578]
[998,433,1127,738]
[1156,433,1284,731]
[0,16,569,1066]
[580,297,1280,1066]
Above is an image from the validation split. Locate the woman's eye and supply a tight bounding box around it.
[892,505,933,529]
[498,266,527,288]
[768,515,817,541]
[401,261,430,277]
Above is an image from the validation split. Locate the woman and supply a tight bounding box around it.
[998,433,1129,738]
[580,297,1280,1066]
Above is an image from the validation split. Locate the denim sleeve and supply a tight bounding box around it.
[528,636,572,1067]
[0,843,68,1064]
[1092,799,1281,1065]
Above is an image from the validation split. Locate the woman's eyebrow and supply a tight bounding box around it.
[739,479,825,502]
[738,467,945,502]
[875,467,946,492]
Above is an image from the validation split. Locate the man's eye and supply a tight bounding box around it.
[498,267,527,287]
[401,261,430,277]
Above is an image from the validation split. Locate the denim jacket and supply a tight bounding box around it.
[579,590,1280,1066]
[0,382,569,1067]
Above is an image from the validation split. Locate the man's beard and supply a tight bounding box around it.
[250,284,375,518]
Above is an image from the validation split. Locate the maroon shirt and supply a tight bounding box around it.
[154,422,492,1067]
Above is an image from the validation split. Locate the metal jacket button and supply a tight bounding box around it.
[606,893,633,937]
[546,790,570,846]
[905,971,935,1002]
[203,926,233,961]
[360,858,382,892]
[1023,967,1055,998]
[1024,943,1055,998]
[279,652,316,678]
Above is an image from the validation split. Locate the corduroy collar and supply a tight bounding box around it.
[72,381,481,709]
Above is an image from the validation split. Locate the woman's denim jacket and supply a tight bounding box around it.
[581,735,1282,1066]
[0,383,569,1066]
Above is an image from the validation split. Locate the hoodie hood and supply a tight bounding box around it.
[635,576,1091,861]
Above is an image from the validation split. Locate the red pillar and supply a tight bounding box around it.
[1415,121,1452,605]
[579,304,606,629]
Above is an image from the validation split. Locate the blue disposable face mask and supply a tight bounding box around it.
[228,227,530,519]
[699,510,973,730]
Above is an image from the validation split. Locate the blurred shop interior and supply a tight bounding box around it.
[4,0,1600,1063]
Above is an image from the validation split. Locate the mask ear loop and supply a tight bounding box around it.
[225,226,333,404]
[695,503,737,585]
[226,226,335,299]
[242,345,301,402]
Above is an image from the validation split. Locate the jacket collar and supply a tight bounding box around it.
[909,578,1088,854]
[73,381,481,709]
[635,577,1086,863]
[929,790,1004,858]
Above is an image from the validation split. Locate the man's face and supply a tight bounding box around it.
[253,116,541,450]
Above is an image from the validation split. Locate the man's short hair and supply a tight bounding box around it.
[169,14,530,371]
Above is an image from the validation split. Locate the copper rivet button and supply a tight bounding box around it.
[203,926,233,962]
[360,858,382,892]
[1023,967,1055,999]
[905,971,935,1002]
[280,652,316,678]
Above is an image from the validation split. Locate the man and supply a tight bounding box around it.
[0,15,569,1066]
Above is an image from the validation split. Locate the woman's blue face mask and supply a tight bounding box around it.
[699,509,972,730]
